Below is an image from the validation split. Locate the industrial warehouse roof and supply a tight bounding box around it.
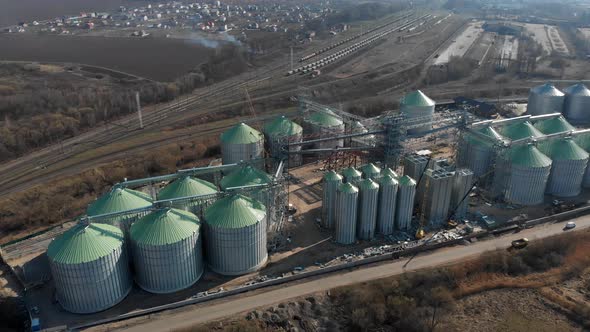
[157,176,217,200]
[323,170,343,182]
[47,223,123,264]
[358,178,379,190]
[510,144,552,168]
[532,116,574,134]
[399,175,417,186]
[341,167,362,179]
[377,174,398,186]
[360,163,381,176]
[574,133,590,151]
[564,83,590,97]
[307,110,343,127]
[263,116,303,137]
[220,123,263,144]
[499,122,543,140]
[545,138,589,161]
[381,168,399,179]
[338,182,359,194]
[220,165,272,189]
[130,208,199,246]
[87,188,152,217]
[204,194,265,228]
[531,83,564,96]
[400,90,435,107]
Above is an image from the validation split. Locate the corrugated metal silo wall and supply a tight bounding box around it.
[221,140,264,165]
[312,123,345,151]
[357,185,379,240]
[49,246,132,314]
[528,93,564,116]
[466,142,494,178]
[132,233,204,294]
[322,178,341,229]
[505,165,551,205]
[546,158,588,197]
[395,184,416,230]
[403,155,428,202]
[335,190,358,244]
[564,93,590,124]
[423,172,454,226]
[377,181,398,235]
[266,133,302,167]
[204,219,268,276]
[450,169,474,219]
[403,104,434,135]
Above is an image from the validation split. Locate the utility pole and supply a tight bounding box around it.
[135,91,144,129]
[290,46,294,71]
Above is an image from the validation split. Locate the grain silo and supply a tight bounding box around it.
[47,223,132,314]
[497,121,543,140]
[350,121,376,147]
[130,209,203,294]
[450,169,474,220]
[381,167,399,180]
[543,138,588,197]
[563,83,590,124]
[357,179,379,240]
[459,126,504,177]
[422,169,455,226]
[322,171,343,229]
[360,163,381,180]
[263,116,303,167]
[203,194,267,275]
[396,175,416,230]
[341,166,362,184]
[502,144,552,205]
[400,90,435,135]
[527,83,565,116]
[220,123,264,165]
[376,175,398,235]
[574,132,590,187]
[87,187,153,235]
[306,110,345,151]
[403,153,429,202]
[335,183,359,245]
[157,176,218,218]
[532,115,574,135]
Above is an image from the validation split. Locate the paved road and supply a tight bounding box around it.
[116,216,590,332]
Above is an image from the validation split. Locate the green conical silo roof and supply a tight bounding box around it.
[341,167,362,179]
[158,176,217,200]
[323,170,343,182]
[400,90,435,107]
[220,123,263,144]
[499,122,543,140]
[381,168,399,179]
[204,194,266,228]
[47,223,124,264]
[466,126,505,146]
[574,132,590,151]
[220,165,272,190]
[358,178,379,190]
[130,208,199,246]
[338,182,359,194]
[263,116,303,137]
[377,174,398,186]
[510,144,552,167]
[544,138,589,161]
[399,175,416,186]
[533,116,574,134]
[308,110,343,127]
[360,163,381,176]
[87,187,152,216]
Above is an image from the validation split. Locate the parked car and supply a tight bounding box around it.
[511,238,529,250]
[564,221,576,230]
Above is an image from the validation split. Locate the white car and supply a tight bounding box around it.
[564,221,576,230]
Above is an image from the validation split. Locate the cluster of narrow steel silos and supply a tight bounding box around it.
[357,179,379,240]
[322,171,342,229]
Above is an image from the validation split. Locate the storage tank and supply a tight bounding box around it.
[87,187,153,235]
[395,175,416,230]
[322,171,343,229]
[543,138,588,197]
[574,132,590,188]
[306,110,345,151]
[532,115,574,135]
[203,194,267,275]
[263,116,303,167]
[341,167,362,184]
[381,167,399,180]
[157,176,218,218]
[527,83,565,116]
[422,169,455,227]
[460,126,504,177]
[376,175,398,235]
[403,153,429,202]
[498,121,543,140]
[450,169,474,220]
[360,163,381,180]
[357,179,379,240]
[503,144,552,205]
[47,223,132,314]
[400,90,435,135]
[334,183,359,244]
[130,209,203,294]
[563,83,590,124]
[220,123,264,165]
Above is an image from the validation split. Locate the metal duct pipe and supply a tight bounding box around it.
[288,146,381,154]
[489,115,531,127]
[529,113,563,121]
[288,130,385,147]
[510,131,574,146]
[83,206,154,222]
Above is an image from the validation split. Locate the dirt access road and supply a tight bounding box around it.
[107,217,590,332]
